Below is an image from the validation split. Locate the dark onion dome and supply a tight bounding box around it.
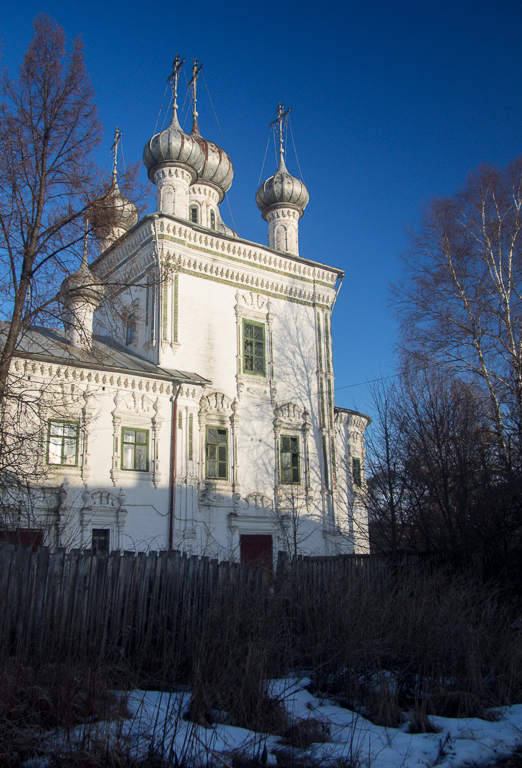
[143,107,204,182]
[255,153,309,220]
[90,181,139,237]
[190,117,234,201]
[60,253,104,307]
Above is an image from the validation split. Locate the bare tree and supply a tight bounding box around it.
[393,160,522,474]
[0,15,147,542]
[365,361,522,559]
[364,379,411,556]
[0,14,142,406]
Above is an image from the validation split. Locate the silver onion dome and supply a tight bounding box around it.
[255,153,309,221]
[89,181,139,244]
[106,182,139,231]
[60,252,104,307]
[143,108,204,182]
[191,117,234,201]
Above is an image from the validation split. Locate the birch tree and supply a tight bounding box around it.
[394,160,522,475]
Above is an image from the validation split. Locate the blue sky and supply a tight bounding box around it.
[2,0,522,418]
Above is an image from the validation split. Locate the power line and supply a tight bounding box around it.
[334,373,399,391]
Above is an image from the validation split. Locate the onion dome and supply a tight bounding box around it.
[60,250,104,308]
[143,108,204,182]
[91,180,139,237]
[217,215,238,238]
[105,182,138,231]
[256,153,309,220]
[191,116,234,201]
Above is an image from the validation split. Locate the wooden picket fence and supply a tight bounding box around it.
[0,543,495,669]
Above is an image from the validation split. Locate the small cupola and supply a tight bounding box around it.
[91,128,139,252]
[143,56,204,219]
[255,104,309,256]
[60,236,104,348]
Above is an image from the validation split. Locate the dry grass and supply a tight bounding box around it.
[1,564,522,766]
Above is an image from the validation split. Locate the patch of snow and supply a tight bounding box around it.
[32,679,522,767]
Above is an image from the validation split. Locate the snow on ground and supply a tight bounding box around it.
[43,678,522,767]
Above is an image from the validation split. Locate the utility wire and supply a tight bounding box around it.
[258,132,271,186]
[288,118,306,183]
[153,80,170,135]
[200,73,238,234]
[334,373,399,391]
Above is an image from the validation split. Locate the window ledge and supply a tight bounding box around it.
[47,464,82,473]
[115,469,153,482]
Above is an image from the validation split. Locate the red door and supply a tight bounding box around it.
[240,534,273,570]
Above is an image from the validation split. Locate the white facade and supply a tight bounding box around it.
[5,83,370,563]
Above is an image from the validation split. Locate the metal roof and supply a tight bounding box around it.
[1,324,211,387]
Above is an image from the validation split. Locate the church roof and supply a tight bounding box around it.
[1,324,211,387]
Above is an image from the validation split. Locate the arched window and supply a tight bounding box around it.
[210,210,216,230]
[189,204,199,224]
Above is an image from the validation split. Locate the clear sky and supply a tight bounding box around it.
[2,0,521,419]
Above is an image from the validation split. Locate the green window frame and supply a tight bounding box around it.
[122,428,149,471]
[243,319,265,376]
[48,420,79,466]
[206,426,228,480]
[352,457,362,487]
[189,204,199,224]
[210,210,216,230]
[280,435,300,484]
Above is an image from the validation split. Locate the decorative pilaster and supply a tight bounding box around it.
[151,397,163,488]
[230,398,240,509]
[110,391,122,487]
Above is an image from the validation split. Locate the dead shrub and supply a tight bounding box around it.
[280,719,331,749]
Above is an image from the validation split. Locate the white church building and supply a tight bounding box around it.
[5,60,370,564]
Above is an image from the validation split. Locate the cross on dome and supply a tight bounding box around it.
[167,54,185,115]
[188,58,203,128]
[270,102,291,163]
[111,127,122,183]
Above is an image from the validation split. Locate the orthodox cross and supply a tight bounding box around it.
[188,58,203,118]
[111,127,122,183]
[167,54,185,111]
[270,102,291,158]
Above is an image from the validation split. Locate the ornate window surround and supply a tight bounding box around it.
[79,487,128,552]
[198,391,240,503]
[111,390,163,488]
[273,402,312,512]
[235,290,275,401]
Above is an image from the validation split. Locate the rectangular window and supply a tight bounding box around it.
[352,457,362,487]
[122,428,149,471]
[48,420,79,466]
[243,320,265,376]
[206,426,228,479]
[126,314,136,345]
[92,529,110,554]
[188,413,193,461]
[280,435,300,484]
